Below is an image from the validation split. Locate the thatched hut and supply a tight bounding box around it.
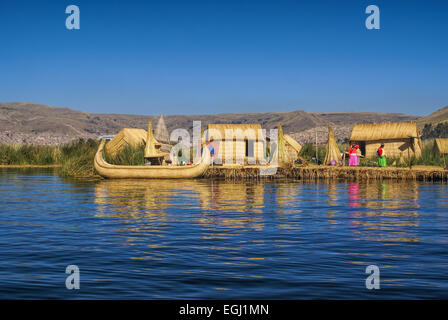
[207,123,265,165]
[206,123,302,166]
[433,138,448,155]
[324,125,342,165]
[105,128,147,156]
[349,122,422,159]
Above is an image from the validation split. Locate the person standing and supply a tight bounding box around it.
[348,144,359,166]
[377,144,387,167]
[201,141,215,166]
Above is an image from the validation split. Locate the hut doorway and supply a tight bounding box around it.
[245,139,254,158]
[359,141,366,156]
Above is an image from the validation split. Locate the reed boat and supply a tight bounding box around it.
[94,139,210,179]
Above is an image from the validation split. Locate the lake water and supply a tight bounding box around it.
[0,168,447,299]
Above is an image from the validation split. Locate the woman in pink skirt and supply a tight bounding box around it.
[348,144,359,166]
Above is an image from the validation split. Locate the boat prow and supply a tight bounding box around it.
[94,140,210,179]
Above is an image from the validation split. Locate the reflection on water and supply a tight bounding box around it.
[94,179,422,244]
[0,169,448,299]
[346,181,420,243]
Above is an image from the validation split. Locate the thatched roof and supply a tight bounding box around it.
[207,124,263,140]
[324,125,341,165]
[350,122,419,141]
[283,134,302,153]
[434,138,448,154]
[105,128,147,156]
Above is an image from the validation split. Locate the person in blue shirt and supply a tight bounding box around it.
[201,141,215,166]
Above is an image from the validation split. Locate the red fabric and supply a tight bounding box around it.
[377,147,383,157]
[349,145,359,155]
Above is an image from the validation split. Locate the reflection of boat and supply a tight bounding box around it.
[94,140,210,179]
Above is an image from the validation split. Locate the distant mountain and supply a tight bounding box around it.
[0,102,420,145]
[417,106,448,139]
[417,105,448,128]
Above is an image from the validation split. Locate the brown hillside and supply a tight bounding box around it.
[417,105,448,128]
[0,102,420,145]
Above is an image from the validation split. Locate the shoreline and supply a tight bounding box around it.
[0,164,61,168]
[203,165,448,182]
[2,164,447,182]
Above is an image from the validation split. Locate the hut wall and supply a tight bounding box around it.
[215,139,266,165]
[255,141,265,163]
[362,139,420,159]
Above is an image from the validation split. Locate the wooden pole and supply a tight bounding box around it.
[408,138,411,168]
[315,128,318,164]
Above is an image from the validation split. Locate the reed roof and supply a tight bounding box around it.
[283,134,302,153]
[208,124,263,140]
[350,122,419,141]
[105,128,147,156]
[434,138,448,154]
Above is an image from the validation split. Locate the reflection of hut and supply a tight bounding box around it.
[324,125,342,165]
[207,124,265,165]
[433,138,448,156]
[350,122,422,159]
[105,128,147,157]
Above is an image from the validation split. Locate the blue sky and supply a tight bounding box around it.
[0,0,447,116]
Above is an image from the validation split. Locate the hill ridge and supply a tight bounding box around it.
[0,102,421,145]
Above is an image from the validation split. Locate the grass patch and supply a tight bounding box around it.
[58,139,99,178]
[104,144,145,165]
[0,144,60,165]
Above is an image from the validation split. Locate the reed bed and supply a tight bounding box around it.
[2,138,448,181]
[58,139,99,178]
[202,165,448,182]
[0,144,60,165]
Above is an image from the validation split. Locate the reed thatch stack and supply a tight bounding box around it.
[155,114,170,143]
[434,138,448,155]
[278,123,289,164]
[324,125,342,165]
[283,134,302,154]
